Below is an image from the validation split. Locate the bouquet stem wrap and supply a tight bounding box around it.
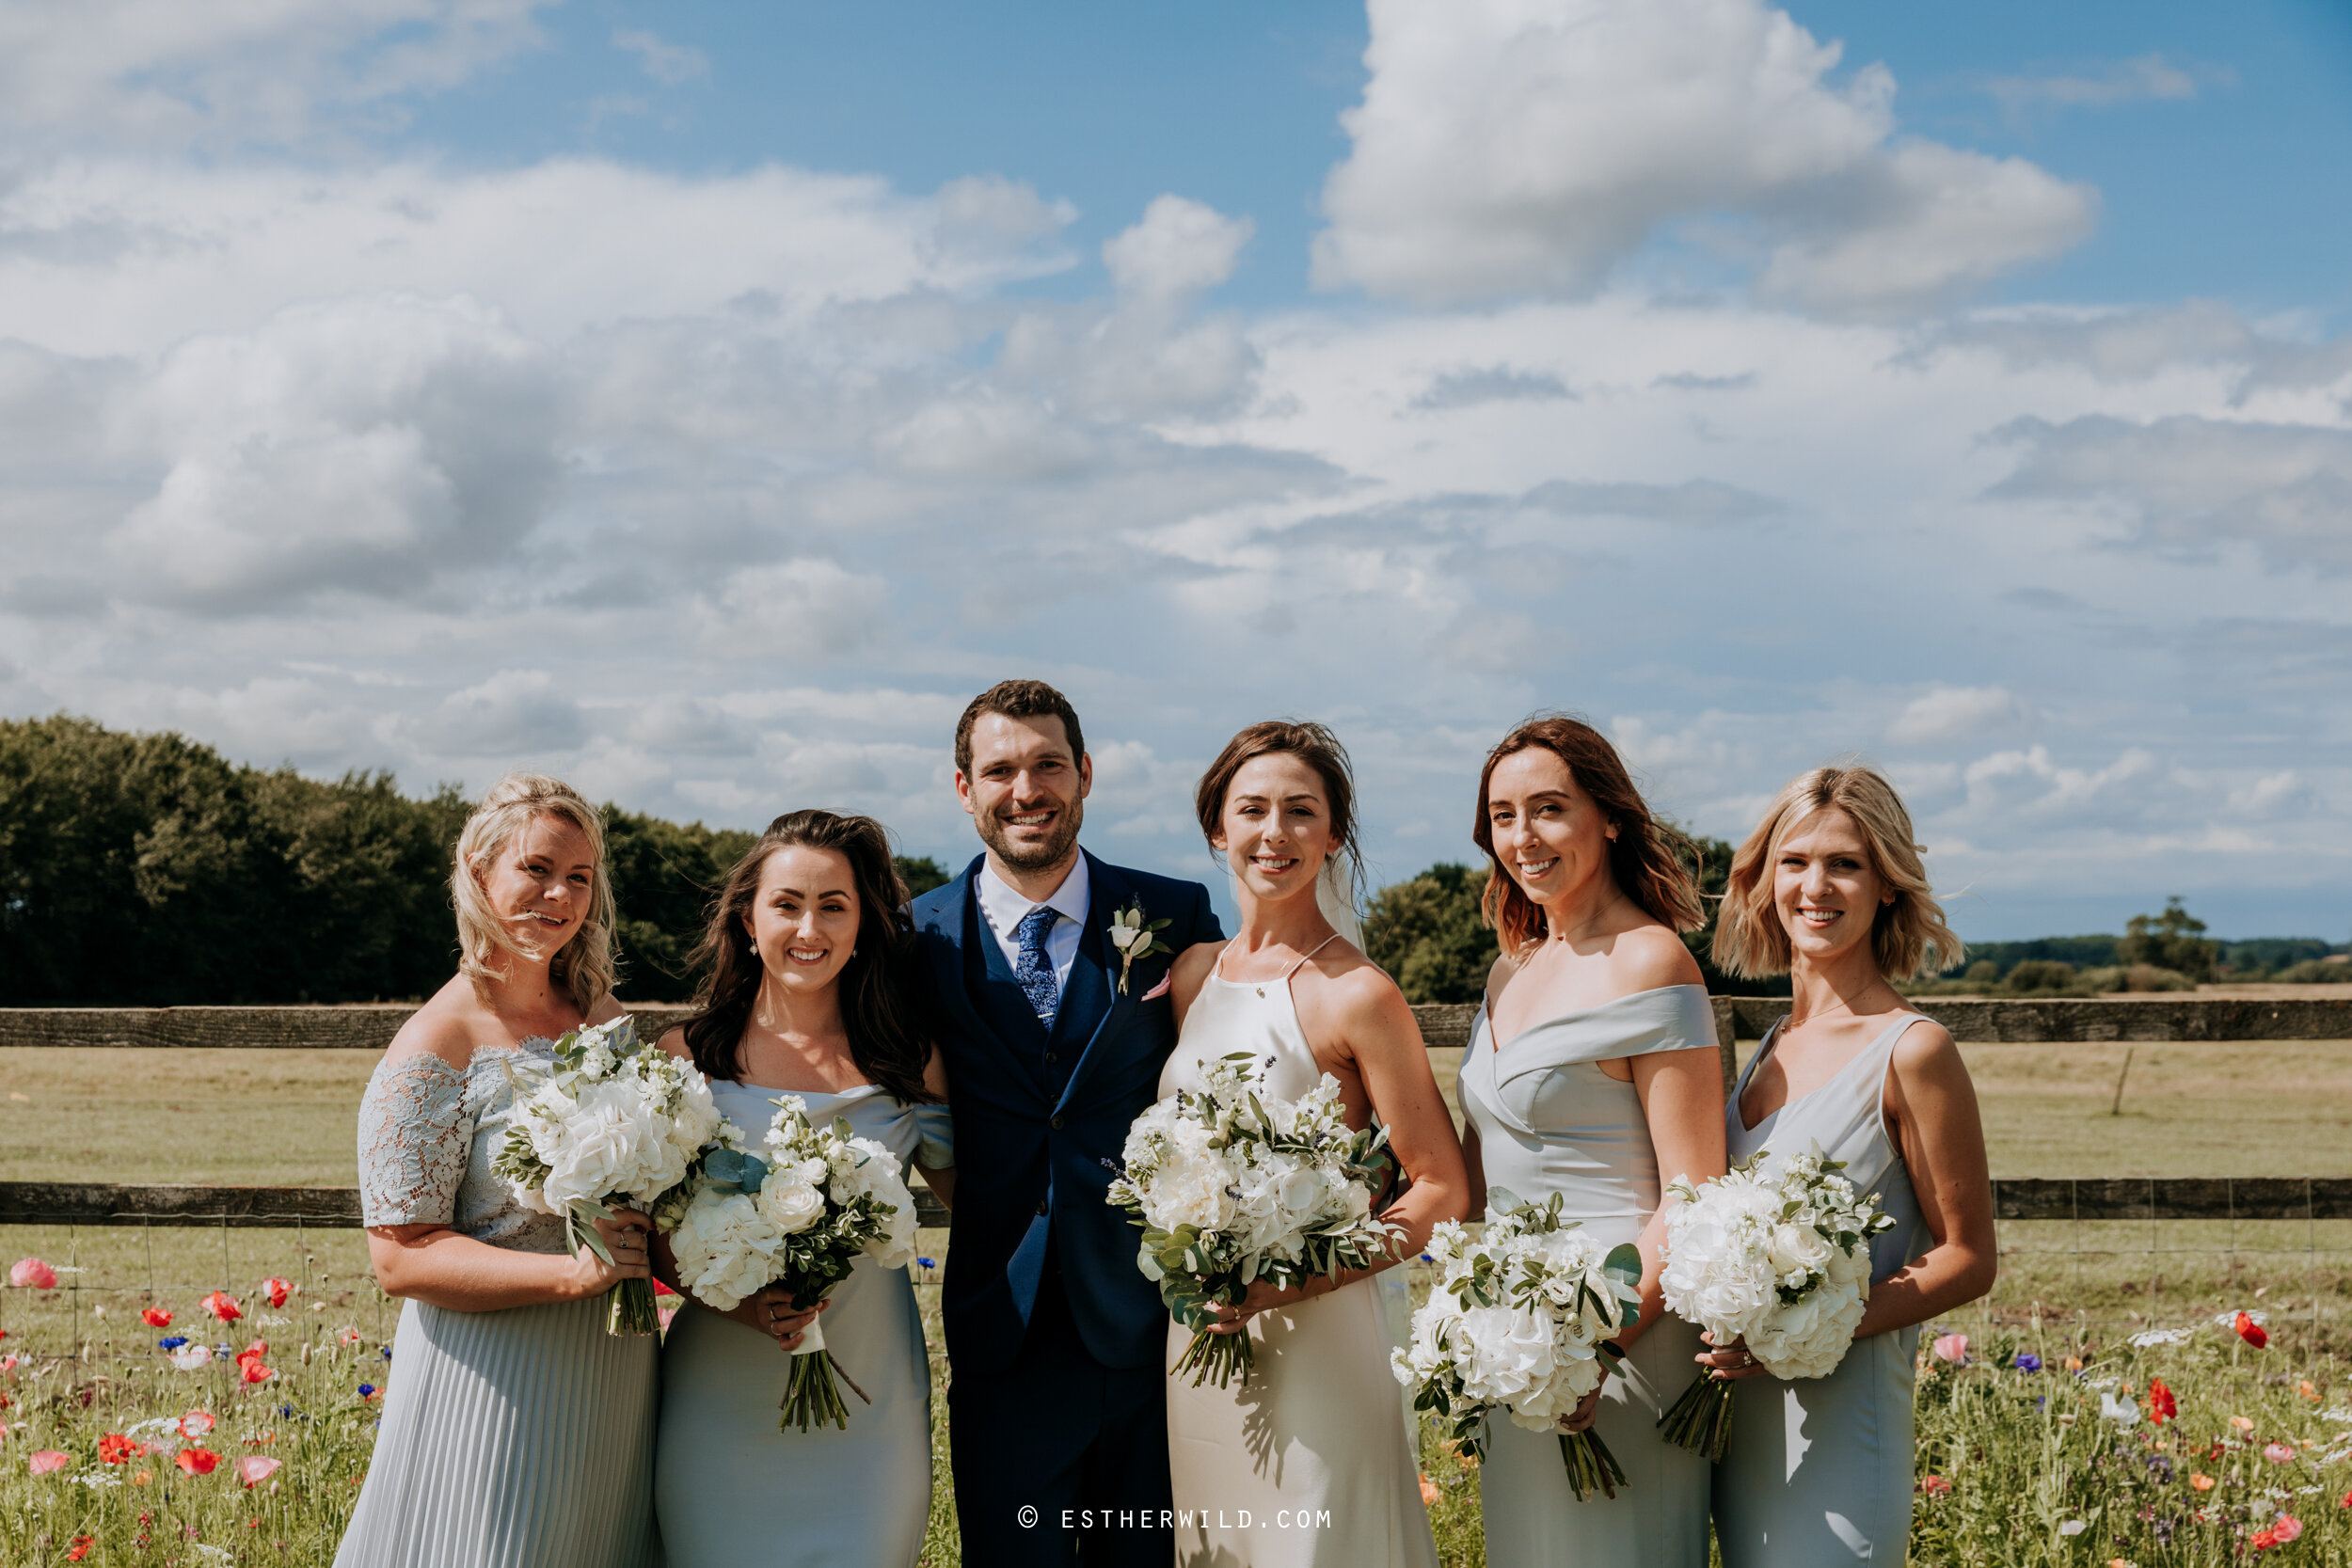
[1393,1189,1645,1502]
[1655,1143,1895,1459]
[1110,1052,1404,1389]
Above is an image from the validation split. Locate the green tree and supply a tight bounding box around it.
[895,856,950,897]
[1362,863,1494,1004]
[2118,897,2217,983]
[603,811,759,1001]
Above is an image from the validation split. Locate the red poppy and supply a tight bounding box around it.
[65,1536,93,1562]
[1918,1475,1952,1495]
[202,1291,242,1323]
[176,1448,220,1476]
[2147,1377,2177,1423]
[239,1358,277,1385]
[2252,1528,2278,1550]
[141,1307,172,1329]
[261,1277,291,1308]
[2236,1311,2269,1350]
[99,1433,147,1465]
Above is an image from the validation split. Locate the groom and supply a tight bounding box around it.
[913,679,1220,1568]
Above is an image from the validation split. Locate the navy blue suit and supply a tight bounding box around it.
[914,850,1220,1567]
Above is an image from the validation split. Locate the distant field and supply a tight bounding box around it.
[6,1033,2352,1186]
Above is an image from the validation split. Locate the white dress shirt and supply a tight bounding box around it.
[974,854,1090,997]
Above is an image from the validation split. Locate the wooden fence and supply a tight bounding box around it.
[3,998,2347,1233]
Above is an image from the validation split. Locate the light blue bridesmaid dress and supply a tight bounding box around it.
[655,1080,953,1567]
[340,1038,660,1568]
[1455,985,1719,1568]
[1712,1012,1934,1566]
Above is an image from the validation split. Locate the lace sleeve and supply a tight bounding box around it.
[358,1054,473,1227]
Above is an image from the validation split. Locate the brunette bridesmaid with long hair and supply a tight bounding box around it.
[1454,715,1726,1568]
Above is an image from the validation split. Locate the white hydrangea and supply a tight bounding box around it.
[1658,1140,1892,1382]
[668,1185,787,1312]
[499,1018,722,1219]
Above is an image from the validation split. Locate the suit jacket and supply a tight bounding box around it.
[913,849,1221,1373]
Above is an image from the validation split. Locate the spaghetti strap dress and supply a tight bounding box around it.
[656,1079,954,1566]
[1712,1012,1936,1567]
[1161,943,1440,1568]
[337,1037,660,1568]
[1456,984,1719,1568]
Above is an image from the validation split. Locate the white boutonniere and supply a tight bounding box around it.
[1106,899,1175,996]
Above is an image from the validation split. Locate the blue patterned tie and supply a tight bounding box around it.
[1013,905,1060,1027]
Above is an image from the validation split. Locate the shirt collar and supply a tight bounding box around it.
[976,851,1091,934]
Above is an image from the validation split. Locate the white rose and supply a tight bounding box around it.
[1767,1222,1834,1278]
[756,1159,830,1234]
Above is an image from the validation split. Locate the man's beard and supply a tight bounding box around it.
[979,795,1084,874]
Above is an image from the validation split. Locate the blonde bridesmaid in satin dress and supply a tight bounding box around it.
[1700,768,1996,1567]
[1159,721,1468,1568]
[1456,716,1726,1568]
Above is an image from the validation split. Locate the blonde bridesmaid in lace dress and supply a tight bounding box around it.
[339,775,660,1568]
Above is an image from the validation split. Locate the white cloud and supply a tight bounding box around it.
[1991,414,2352,575]
[1311,0,2093,316]
[402,669,587,756]
[1887,685,2029,745]
[0,0,551,149]
[612,28,707,87]
[1103,196,1252,305]
[1983,54,2217,122]
[106,293,560,610]
[696,561,891,661]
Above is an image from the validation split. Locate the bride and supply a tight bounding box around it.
[1160,720,1467,1568]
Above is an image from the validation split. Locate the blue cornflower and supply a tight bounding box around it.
[2013,1352,2042,1373]
[157,1336,188,1350]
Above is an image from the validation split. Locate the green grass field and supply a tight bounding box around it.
[3,1037,2348,1564]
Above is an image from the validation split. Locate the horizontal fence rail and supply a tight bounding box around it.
[8,996,2349,1051]
[8,1179,2351,1237]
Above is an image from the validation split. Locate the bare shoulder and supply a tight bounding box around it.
[1611,923,1705,992]
[657,1024,692,1061]
[1890,1015,1965,1079]
[1301,942,1420,1039]
[1171,939,1224,989]
[383,980,487,1072]
[1484,949,1519,1008]
[587,995,628,1026]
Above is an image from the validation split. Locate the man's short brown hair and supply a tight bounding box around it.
[954,680,1087,778]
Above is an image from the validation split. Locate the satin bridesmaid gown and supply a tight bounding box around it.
[1455,984,1719,1568]
[1712,1012,1935,1566]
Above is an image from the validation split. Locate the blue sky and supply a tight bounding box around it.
[1,0,2348,944]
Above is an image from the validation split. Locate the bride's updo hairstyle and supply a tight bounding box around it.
[453,772,617,1014]
[678,809,936,1103]
[1712,766,1964,982]
[1471,714,1705,955]
[1193,720,1361,887]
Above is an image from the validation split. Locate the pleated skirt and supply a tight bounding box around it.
[333,1295,660,1568]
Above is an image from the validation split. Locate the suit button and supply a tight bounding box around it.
[1043,1052,1057,1063]
[1035,1200,1049,1216]
[1050,1115,1064,1130]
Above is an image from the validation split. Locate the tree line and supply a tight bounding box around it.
[1,716,2339,1006]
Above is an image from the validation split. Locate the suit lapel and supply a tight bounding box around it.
[1052,853,1140,1115]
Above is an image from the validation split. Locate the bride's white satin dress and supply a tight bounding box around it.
[1160,962,1439,1568]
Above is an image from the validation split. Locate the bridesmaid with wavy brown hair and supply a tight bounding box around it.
[1454,714,1726,1568]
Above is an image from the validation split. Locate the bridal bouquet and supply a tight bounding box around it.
[1655,1142,1896,1459]
[490,1017,721,1335]
[1392,1191,1645,1500]
[1108,1050,1403,1388]
[657,1095,919,1431]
